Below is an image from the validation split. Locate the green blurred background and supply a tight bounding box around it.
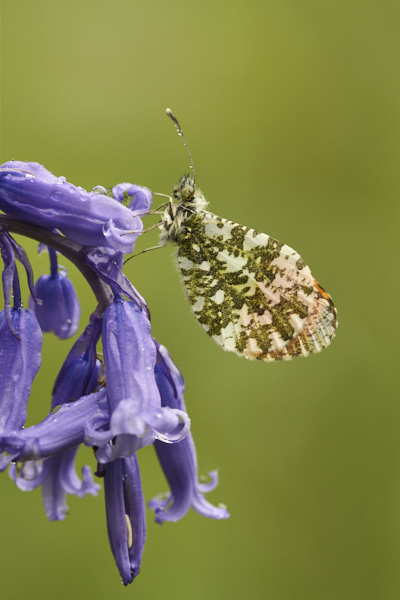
[1,1,400,599]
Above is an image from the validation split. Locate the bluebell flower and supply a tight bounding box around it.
[149,343,229,522]
[112,183,152,215]
[29,247,80,339]
[51,310,102,406]
[0,162,228,586]
[0,306,42,433]
[0,161,149,253]
[0,230,38,335]
[102,296,190,460]
[0,389,110,469]
[83,246,149,313]
[8,312,104,519]
[104,455,146,585]
[9,447,100,521]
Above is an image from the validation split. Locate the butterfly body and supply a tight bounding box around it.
[160,174,337,361]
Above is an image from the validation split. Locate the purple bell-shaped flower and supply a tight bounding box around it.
[29,247,80,339]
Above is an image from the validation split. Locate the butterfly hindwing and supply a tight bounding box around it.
[173,210,336,360]
[161,175,337,361]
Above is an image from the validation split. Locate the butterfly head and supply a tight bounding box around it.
[173,174,196,203]
[172,174,208,214]
[159,174,208,246]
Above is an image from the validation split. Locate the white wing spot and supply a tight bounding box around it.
[269,331,286,352]
[204,220,232,240]
[200,261,211,271]
[289,313,305,334]
[216,252,247,272]
[179,256,194,270]
[211,289,224,304]
[193,296,205,312]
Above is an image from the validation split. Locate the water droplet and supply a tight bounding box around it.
[92,185,107,195]
[50,190,63,202]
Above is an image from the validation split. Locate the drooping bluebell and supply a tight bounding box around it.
[0,161,228,586]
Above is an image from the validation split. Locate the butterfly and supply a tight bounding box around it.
[159,110,337,361]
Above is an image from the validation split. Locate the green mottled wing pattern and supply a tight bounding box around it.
[160,175,337,361]
[172,211,337,361]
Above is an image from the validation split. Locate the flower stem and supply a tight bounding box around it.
[49,247,59,277]
[0,216,112,313]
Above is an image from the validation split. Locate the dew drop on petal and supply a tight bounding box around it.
[91,185,107,195]
[50,190,63,202]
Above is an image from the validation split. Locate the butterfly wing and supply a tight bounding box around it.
[175,211,337,361]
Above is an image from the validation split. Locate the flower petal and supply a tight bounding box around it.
[112,183,152,214]
[52,309,102,406]
[0,389,110,469]
[9,447,100,521]
[83,248,149,314]
[104,456,146,585]
[0,162,144,253]
[0,308,42,432]
[29,266,80,339]
[149,344,229,522]
[103,298,160,437]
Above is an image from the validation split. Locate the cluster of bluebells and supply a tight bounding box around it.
[0,161,228,585]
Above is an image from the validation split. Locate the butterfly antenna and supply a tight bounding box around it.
[166,108,196,184]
